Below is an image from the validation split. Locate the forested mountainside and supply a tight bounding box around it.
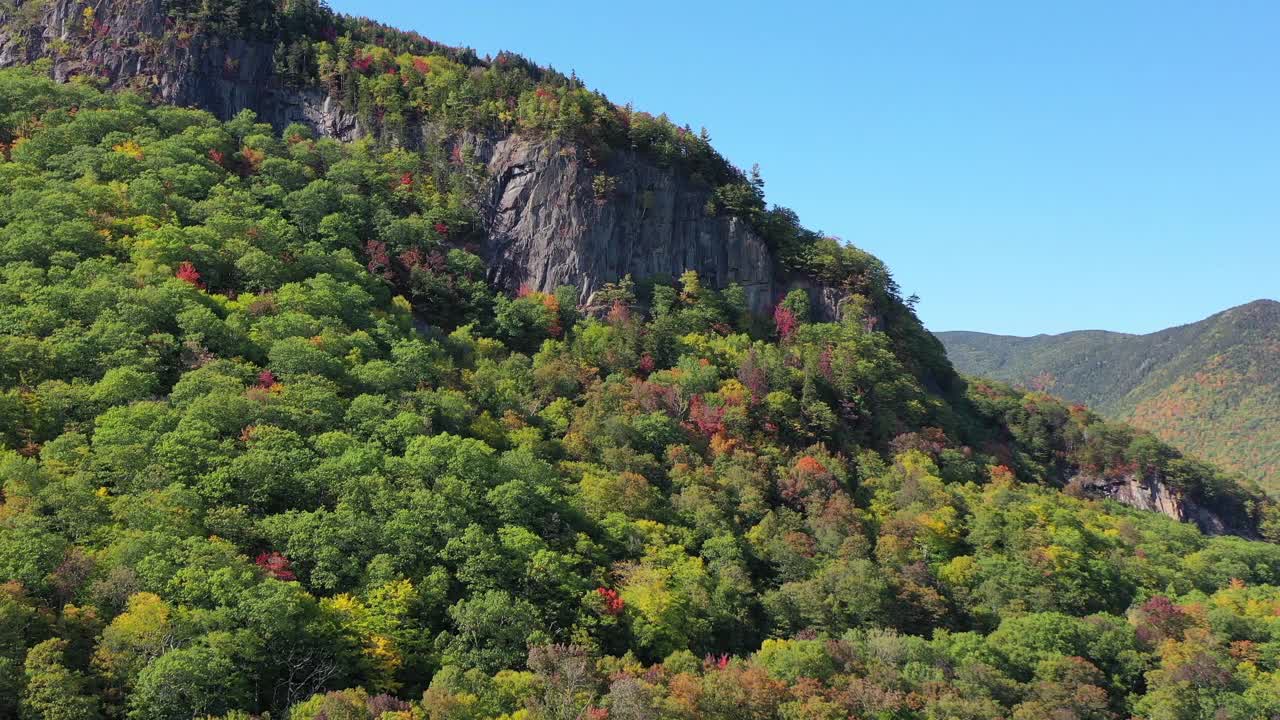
[940,299,1280,494]
[0,2,1278,719]
[0,0,896,321]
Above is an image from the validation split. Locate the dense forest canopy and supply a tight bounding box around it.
[0,4,1278,718]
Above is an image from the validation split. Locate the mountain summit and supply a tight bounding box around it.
[938,299,1280,492]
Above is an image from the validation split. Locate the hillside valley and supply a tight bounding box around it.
[939,299,1280,493]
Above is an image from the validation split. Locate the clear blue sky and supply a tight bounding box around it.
[329,0,1278,336]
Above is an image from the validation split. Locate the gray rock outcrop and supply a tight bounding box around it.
[1069,471,1253,537]
[0,0,359,137]
[476,135,781,314]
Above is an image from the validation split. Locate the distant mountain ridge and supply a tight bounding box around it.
[938,299,1280,492]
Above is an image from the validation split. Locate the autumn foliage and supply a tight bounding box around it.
[596,587,624,615]
[773,304,798,340]
[175,261,203,287]
[254,552,296,581]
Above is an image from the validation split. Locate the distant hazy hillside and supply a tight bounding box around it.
[939,299,1280,492]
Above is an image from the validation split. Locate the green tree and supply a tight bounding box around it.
[20,638,102,720]
[127,638,251,720]
[443,591,541,673]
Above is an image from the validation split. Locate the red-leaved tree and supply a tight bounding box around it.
[175,261,203,288]
[365,240,394,281]
[596,587,624,616]
[688,395,726,437]
[352,51,375,74]
[255,552,296,581]
[774,304,797,340]
[637,353,656,377]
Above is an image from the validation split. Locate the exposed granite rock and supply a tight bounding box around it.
[0,0,360,138]
[477,135,783,315]
[1070,472,1252,537]
[0,0,822,318]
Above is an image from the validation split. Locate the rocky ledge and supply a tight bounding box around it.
[1070,472,1255,537]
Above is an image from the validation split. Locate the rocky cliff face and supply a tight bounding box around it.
[0,0,360,136]
[476,135,782,314]
[1070,472,1253,537]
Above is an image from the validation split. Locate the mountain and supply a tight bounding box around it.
[0,0,868,321]
[1,2,1279,718]
[938,299,1280,493]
